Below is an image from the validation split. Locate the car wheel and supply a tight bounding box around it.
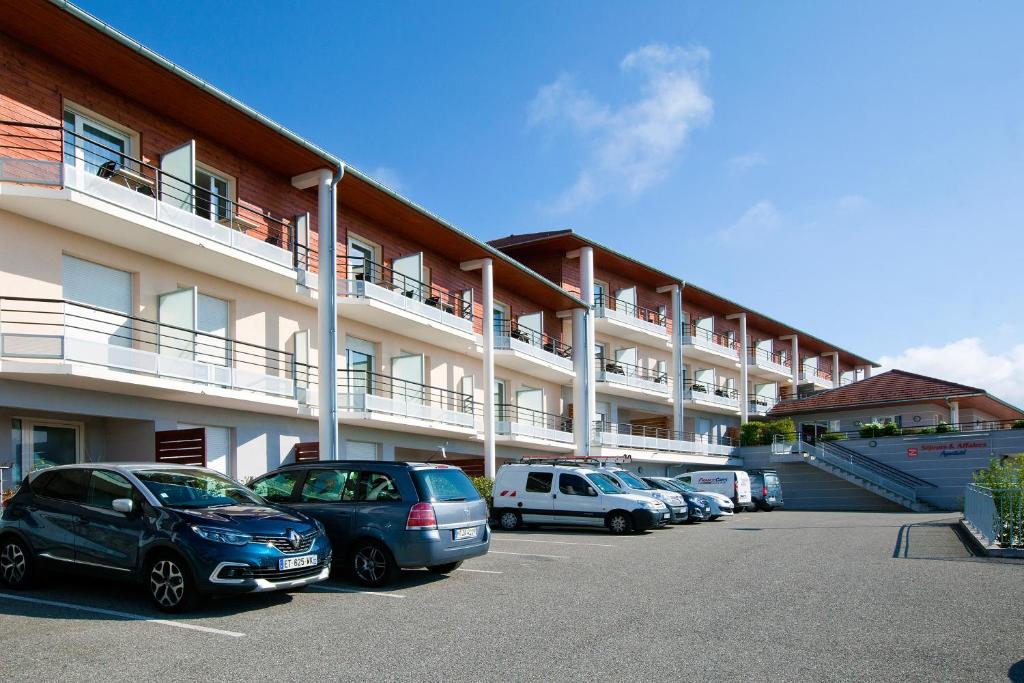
[497,511,521,531]
[0,536,34,589]
[147,553,199,613]
[763,505,775,512]
[426,561,463,575]
[607,512,633,535]
[350,540,397,588]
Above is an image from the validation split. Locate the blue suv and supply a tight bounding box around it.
[251,461,490,587]
[0,464,331,612]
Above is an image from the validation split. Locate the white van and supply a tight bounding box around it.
[493,463,670,534]
[675,470,752,510]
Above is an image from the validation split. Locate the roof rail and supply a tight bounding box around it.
[515,454,635,466]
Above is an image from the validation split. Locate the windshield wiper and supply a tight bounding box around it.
[441,497,467,502]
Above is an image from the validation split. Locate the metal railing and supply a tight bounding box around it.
[0,296,297,397]
[0,121,308,265]
[751,346,791,367]
[596,358,670,385]
[683,322,740,351]
[801,364,833,383]
[338,256,473,321]
[964,484,1024,548]
[594,421,734,447]
[496,404,572,432]
[594,293,667,327]
[684,378,739,400]
[494,319,572,358]
[749,395,778,411]
[338,368,474,414]
[803,419,1024,442]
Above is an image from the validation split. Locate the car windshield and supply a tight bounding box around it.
[412,468,481,502]
[614,470,651,490]
[586,473,621,494]
[134,469,264,509]
[656,478,688,493]
[671,479,697,493]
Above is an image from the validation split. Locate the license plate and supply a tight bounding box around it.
[662,513,670,520]
[279,555,318,571]
[454,526,478,541]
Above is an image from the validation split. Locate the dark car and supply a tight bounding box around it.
[747,469,784,511]
[681,492,711,523]
[250,461,490,587]
[0,464,331,612]
[640,477,688,524]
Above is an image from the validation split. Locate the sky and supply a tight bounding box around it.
[77,0,1024,402]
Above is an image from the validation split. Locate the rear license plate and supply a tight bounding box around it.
[454,526,478,541]
[279,555,318,571]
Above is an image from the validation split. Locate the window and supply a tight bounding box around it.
[86,470,135,510]
[301,469,358,503]
[413,469,482,502]
[593,280,608,306]
[594,343,606,365]
[63,107,132,174]
[494,379,508,412]
[525,471,553,493]
[656,360,668,381]
[63,255,133,348]
[196,293,230,366]
[614,470,650,490]
[346,337,376,394]
[345,441,380,460]
[493,302,510,336]
[459,289,474,320]
[252,470,300,503]
[587,473,621,494]
[558,473,595,496]
[37,468,88,503]
[194,166,232,222]
[347,236,379,280]
[358,472,402,502]
[178,424,232,476]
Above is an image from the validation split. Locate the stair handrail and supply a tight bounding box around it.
[821,440,937,489]
[799,438,919,503]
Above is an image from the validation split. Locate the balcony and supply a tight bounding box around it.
[800,366,834,390]
[494,320,574,382]
[748,394,779,417]
[337,369,476,437]
[593,294,670,346]
[682,323,740,365]
[595,359,671,401]
[682,379,740,415]
[495,404,574,451]
[337,257,476,349]
[747,347,792,380]
[0,297,300,412]
[0,122,307,296]
[591,421,737,462]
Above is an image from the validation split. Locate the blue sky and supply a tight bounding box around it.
[78,1,1024,399]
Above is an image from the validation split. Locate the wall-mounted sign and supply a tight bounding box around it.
[919,441,988,458]
[907,447,918,458]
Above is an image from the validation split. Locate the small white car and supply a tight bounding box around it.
[492,463,669,534]
[675,470,752,511]
[594,466,689,524]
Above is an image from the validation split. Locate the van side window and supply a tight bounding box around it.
[525,472,553,493]
[301,469,357,503]
[358,472,402,502]
[558,473,594,497]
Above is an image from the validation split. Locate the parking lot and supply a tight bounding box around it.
[1,511,1021,682]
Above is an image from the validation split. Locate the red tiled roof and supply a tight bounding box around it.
[768,370,988,416]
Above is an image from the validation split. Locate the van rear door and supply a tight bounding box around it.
[734,471,752,504]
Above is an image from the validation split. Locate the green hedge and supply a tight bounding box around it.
[820,432,847,441]
[740,418,796,446]
[470,475,494,510]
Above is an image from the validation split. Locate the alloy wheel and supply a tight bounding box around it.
[499,512,519,530]
[354,546,387,584]
[609,514,629,533]
[150,559,185,608]
[0,542,26,585]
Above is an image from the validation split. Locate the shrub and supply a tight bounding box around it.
[1013,420,1024,429]
[973,458,1024,548]
[740,422,766,447]
[470,475,494,509]
[881,422,901,436]
[859,422,883,438]
[820,432,847,441]
[740,418,796,446]
[935,421,954,433]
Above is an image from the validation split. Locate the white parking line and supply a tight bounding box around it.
[489,550,569,560]
[0,593,245,638]
[494,538,615,548]
[307,585,406,599]
[455,568,503,574]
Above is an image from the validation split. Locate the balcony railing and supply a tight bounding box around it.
[683,323,740,353]
[338,368,475,429]
[683,378,740,408]
[749,394,778,413]
[800,364,833,385]
[0,121,309,268]
[496,403,573,444]
[593,421,735,454]
[0,296,297,398]
[494,319,572,358]
[594,293,667,329]
[750,346,791,369]
[595,358,671,396]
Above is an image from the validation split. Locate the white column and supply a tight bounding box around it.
[462,258,496,477]
[829,351,841,387]
[580,247,596,437]
[571,307,590,455]
[731,313,749,423]
[659,284,685,434]
[862,365,872,380]
[781,334,799,389]
[949,399,960,426]
[316,169,339,460]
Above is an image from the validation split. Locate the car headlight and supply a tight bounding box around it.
[192,525,252,546]
[642,500,663,510]
[311,518,326,534]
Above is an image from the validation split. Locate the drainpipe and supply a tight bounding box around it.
[317,165,344,460]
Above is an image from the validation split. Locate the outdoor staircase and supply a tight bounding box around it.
[798,439,938,512]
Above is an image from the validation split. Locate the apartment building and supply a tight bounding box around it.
[492,231,878,475]
[0,1,587,490]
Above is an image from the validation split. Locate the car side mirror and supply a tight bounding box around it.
[112,498,134,514]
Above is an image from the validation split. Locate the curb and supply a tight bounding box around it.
[958,518,1024,559]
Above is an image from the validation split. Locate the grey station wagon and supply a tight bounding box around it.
[251,461,490,587]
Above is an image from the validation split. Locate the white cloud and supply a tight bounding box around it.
[878,337,1024,406]
[367,166,405,194]
[529,44,713,213]
[714,200,781,243]
[727,152,767,172]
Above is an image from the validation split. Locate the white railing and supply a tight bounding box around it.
[337,279,474,335]
[339,392,476,430]
[496,420,573,444]
[964,484,1024,548]
[495,335,573,371]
